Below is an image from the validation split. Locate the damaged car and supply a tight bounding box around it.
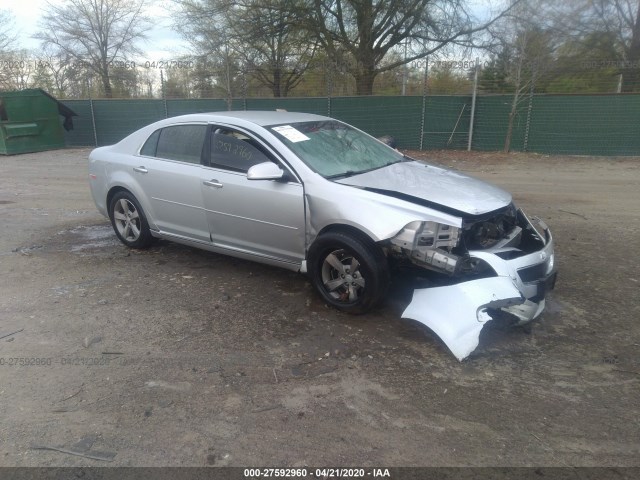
[89,111,557,360]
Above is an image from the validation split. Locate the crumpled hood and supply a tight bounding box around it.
[336,161,512,215]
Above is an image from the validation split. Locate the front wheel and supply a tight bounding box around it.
[308,231,389,314]
[109,191,154,249]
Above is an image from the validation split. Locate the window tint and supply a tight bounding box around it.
[210,129,272,172]
[155,125,207,164]
[140,129,160,156]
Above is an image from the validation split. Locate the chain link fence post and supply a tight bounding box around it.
[326,64,333,117]
[242,72,247,111]
[467,58,479,151]
[523,63,537,152]
[87,76,98,147]
[160,69,168,118]
[419,56,429,150]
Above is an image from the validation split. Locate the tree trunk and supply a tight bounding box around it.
[272,68,282,97]
[621,0,640,92]
[101,73,113,98]
[354,67,376,96]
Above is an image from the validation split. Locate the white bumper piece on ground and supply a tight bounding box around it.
[402,277,525,361]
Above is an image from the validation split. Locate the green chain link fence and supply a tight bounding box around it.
[63,93,640,155]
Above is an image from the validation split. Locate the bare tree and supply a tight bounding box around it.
[0,9,18,88]
[174,0,317,98]
[0,9,16,53]
[538,0,640,92]
[36,0,151,98]
[0,50,35,90]
[308,0,522,95]
[232,0,317,97]
[501,28,554,152]
[30,58,56,92]
[37,46,78,98]
[591,0,640,91]
[173,1,240,103]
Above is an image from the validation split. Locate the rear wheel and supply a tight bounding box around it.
[308,231,389,314]
[109,191,153,249]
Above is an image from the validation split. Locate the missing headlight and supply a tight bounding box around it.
[470,220,504,248]
[463,205,518,250]
[390,221,461,274]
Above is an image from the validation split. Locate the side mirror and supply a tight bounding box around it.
[247,162,285,181]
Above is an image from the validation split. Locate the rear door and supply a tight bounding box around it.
[200,126,305,264]
[134,123,211,243]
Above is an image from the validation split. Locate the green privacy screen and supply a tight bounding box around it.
[524,95,640,155]
[331,96,423,149]
[61,100,97,147]
[63,94,640,155]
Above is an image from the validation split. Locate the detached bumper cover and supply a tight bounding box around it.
[402,215,557,361]
[402,277,524,361]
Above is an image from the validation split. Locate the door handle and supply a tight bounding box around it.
[203,180,223,188]
[133,166,148,174]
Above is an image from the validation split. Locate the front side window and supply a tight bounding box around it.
[269,120,405,179]
[143,124,207,164]
[209,128,272,172]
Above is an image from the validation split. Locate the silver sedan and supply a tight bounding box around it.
[89,111,557,360]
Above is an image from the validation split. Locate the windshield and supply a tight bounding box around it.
[269,120,406,178]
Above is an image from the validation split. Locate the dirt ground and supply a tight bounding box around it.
[0,148,638,468]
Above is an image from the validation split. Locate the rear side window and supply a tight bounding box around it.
[147,125,207,164]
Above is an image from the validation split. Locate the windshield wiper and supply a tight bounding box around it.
[327,159,407,180]
[326,170,359,179]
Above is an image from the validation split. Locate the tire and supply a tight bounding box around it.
[308,231,389,314]
[109,191,154,249]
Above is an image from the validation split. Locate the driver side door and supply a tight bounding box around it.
[200,126,305,265]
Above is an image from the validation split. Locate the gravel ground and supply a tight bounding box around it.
[0,148,638,467]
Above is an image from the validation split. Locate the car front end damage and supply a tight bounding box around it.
[388,205,557,361]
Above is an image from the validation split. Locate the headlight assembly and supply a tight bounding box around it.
[390,221,461,274]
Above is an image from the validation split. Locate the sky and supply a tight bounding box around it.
[2,0,499,63]
[1,0,189,60]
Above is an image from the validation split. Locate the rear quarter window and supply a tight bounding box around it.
[140,129,160,156]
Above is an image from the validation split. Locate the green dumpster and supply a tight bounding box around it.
[0,88,77,155]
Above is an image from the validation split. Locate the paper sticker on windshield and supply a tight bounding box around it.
[272,125,310,143]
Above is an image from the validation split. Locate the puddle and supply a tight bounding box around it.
[65,225,120,252]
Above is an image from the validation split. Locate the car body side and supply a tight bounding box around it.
[89,113,467,268]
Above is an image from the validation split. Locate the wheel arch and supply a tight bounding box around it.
[312,223,386,256]
[107,188,155,249]
[306,224,390,314]
[106,186,130,217]
[106,184,157,231]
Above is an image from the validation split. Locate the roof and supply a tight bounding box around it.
[168,110,330,126]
